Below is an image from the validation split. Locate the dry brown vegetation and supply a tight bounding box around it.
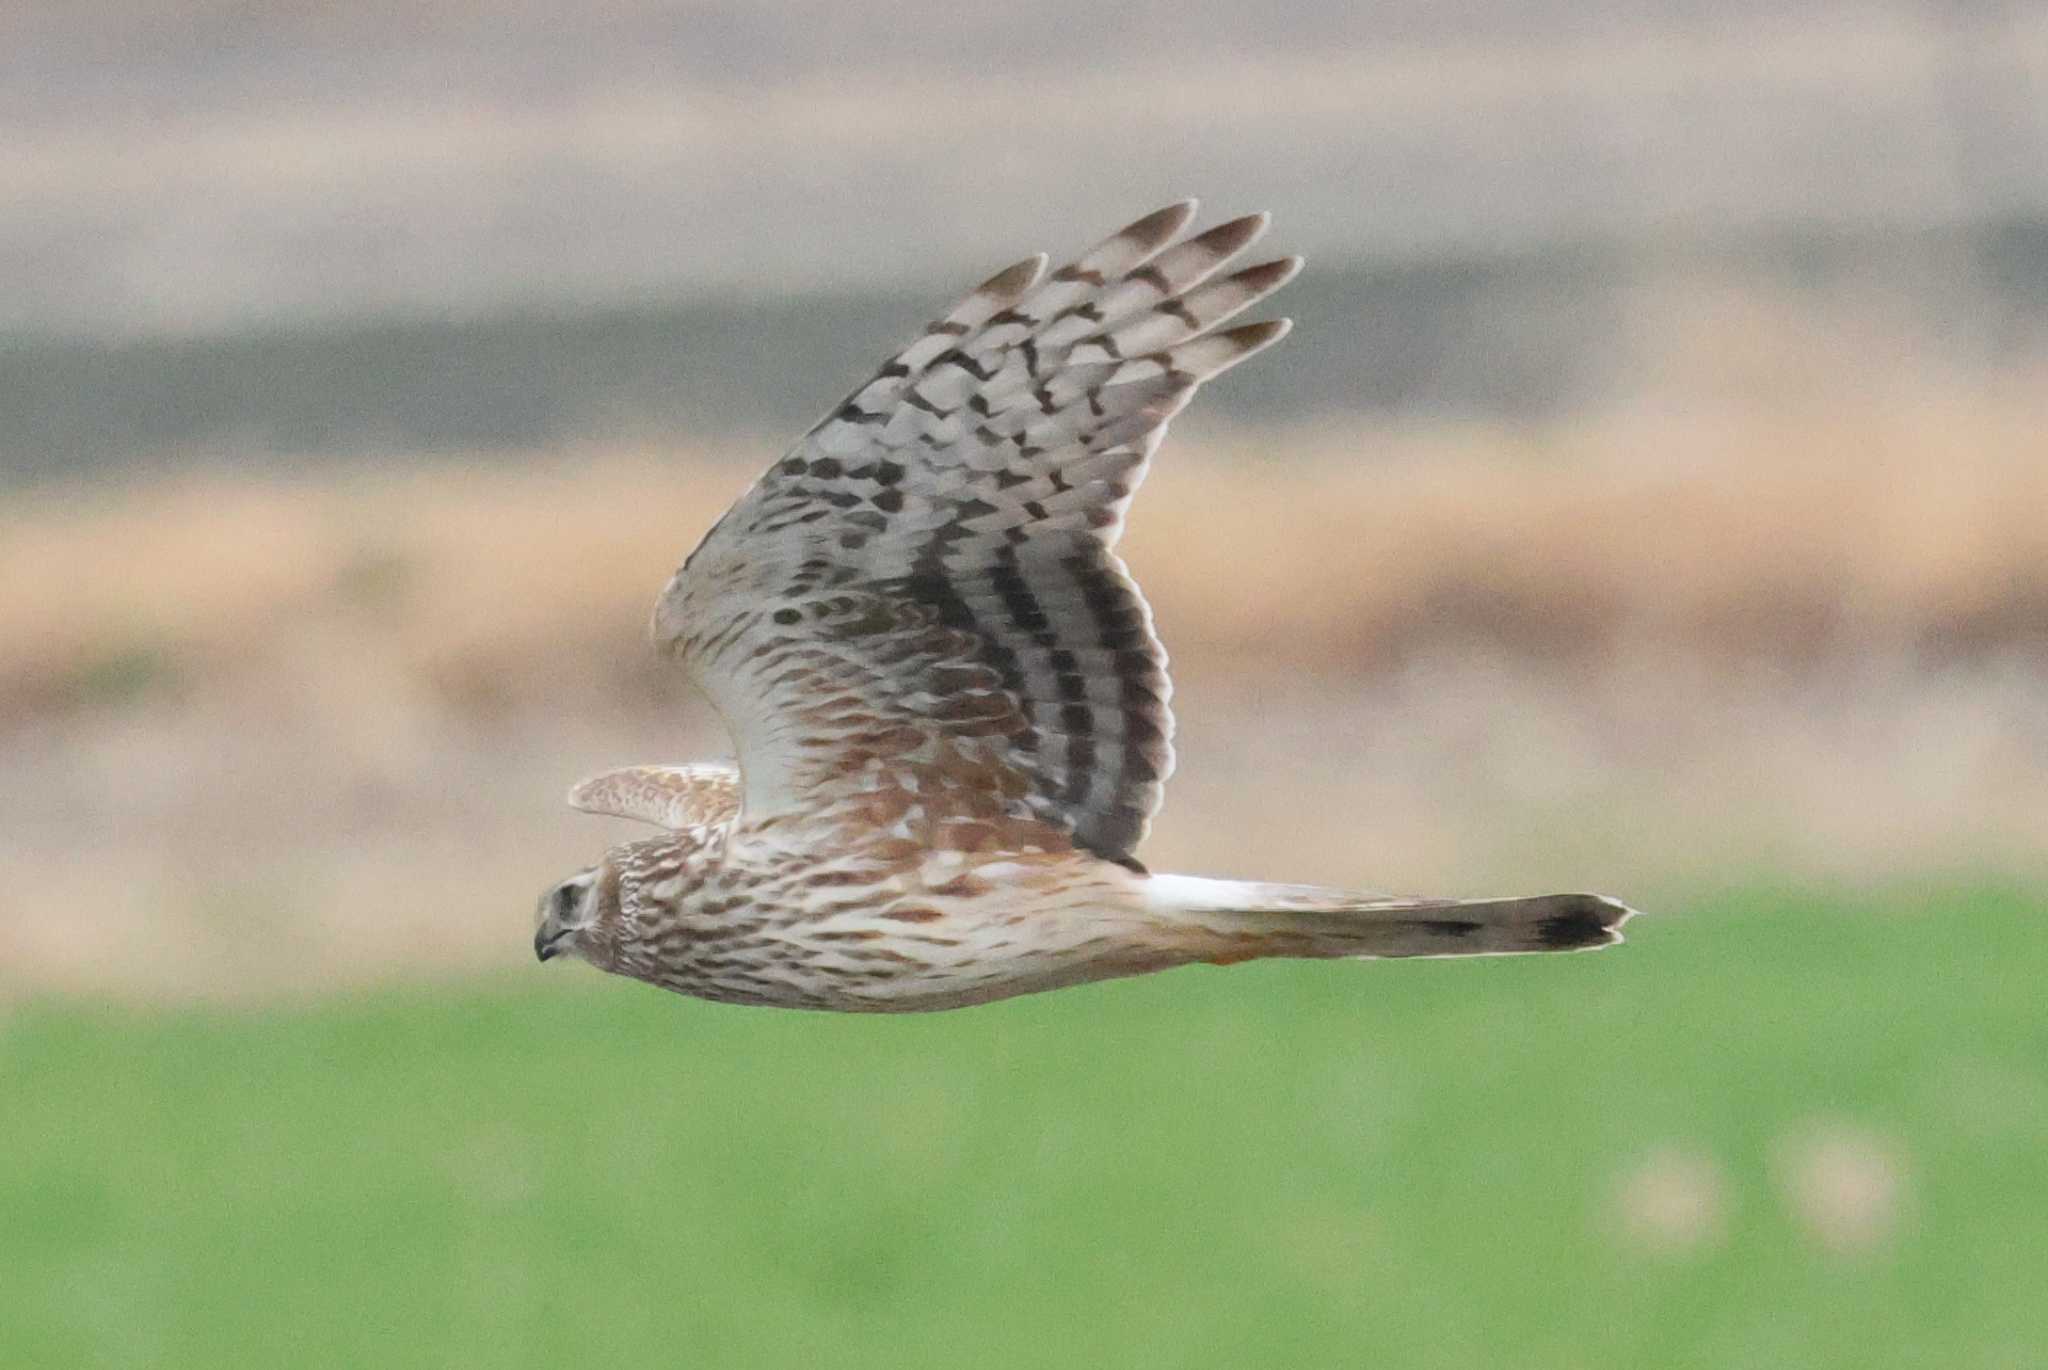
[5,400,2046,999]
[7,401,2046,715]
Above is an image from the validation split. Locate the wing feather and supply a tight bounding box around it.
[655,204,1297,864]
[568,764,741,831]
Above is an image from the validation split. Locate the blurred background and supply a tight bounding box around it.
[4,3,2045,1366]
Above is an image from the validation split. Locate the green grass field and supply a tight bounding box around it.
[5,885,2044,1369]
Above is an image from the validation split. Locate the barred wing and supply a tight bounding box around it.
[568,764,741,831]
[656,202,1297,865]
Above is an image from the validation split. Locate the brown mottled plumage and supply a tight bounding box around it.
[534,202,1638,1011]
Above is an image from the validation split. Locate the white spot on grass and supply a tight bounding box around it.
[1614,1145,1729,1256]
[1774,1121,1908,1256]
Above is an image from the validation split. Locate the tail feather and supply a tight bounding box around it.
[1144,875,1637,963]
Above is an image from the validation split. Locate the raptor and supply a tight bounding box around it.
[535,202,1637,1011]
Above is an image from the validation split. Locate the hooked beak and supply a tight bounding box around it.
[536,867,598,965]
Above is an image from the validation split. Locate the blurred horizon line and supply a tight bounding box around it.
[7,214,2047,483]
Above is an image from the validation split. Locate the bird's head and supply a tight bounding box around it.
[534,865,606,965]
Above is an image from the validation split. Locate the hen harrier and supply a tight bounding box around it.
[535,202,1636,1011]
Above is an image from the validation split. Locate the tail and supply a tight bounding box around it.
[1144,874,1638,963]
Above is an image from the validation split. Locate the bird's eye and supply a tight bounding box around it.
[554,884,583,920]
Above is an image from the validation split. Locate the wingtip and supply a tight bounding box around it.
[1235,255,1305,295]
[1186,210,1272,257]
[1164,316,1293,383]
[1123,199,1200,246]
[1237,316,1293,350]
[978,253,1049,299]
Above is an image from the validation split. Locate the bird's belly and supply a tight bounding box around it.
[643,903,1184,1013]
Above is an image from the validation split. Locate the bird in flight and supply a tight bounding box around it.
[535,201,1636,1010]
